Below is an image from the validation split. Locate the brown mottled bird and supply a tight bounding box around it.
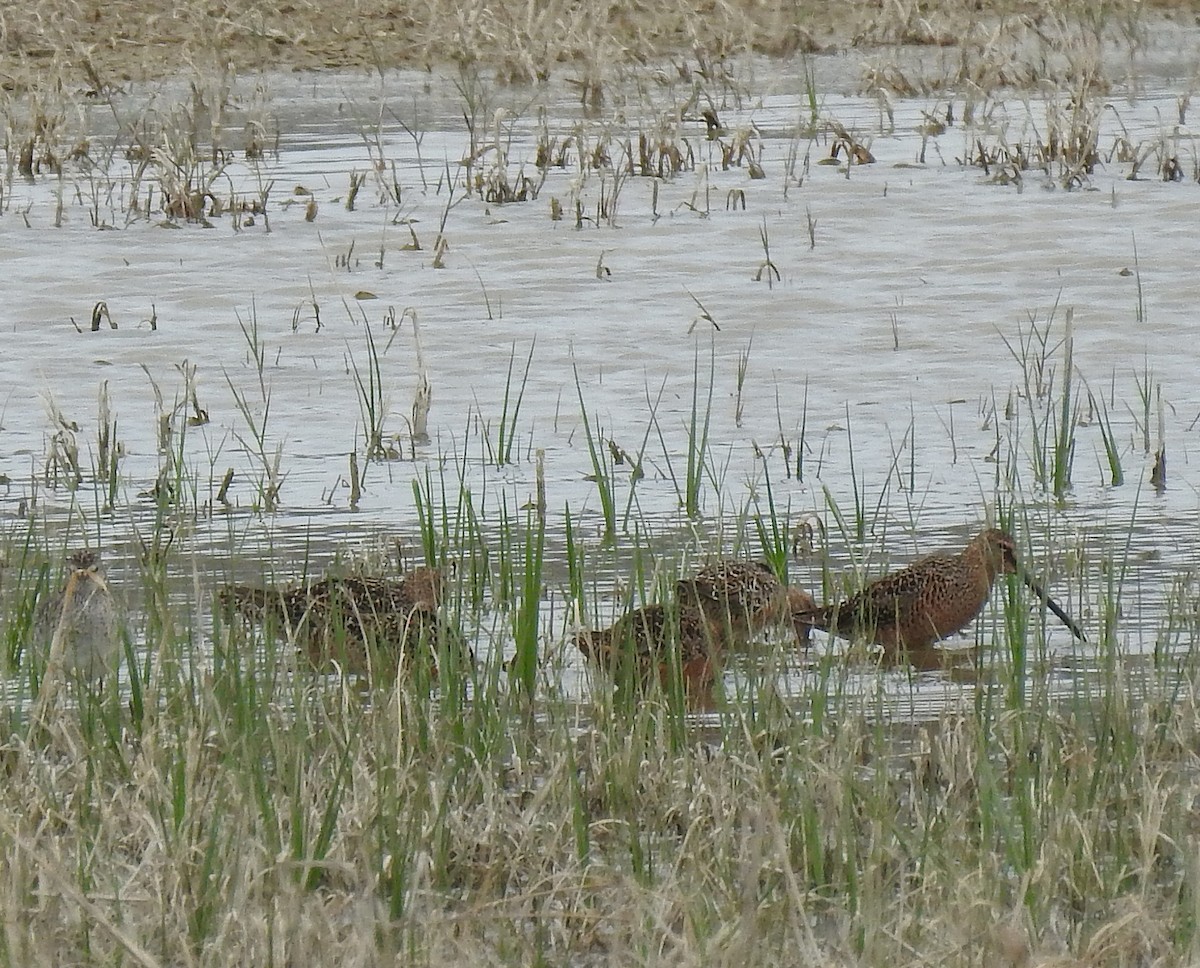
[575,582,727,695]
[577,560,820,696]
[218,565,457,677]
[33,549,123,679]
[681,559,816,647]
[795,529,1085,654]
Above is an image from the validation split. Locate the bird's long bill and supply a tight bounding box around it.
[1021,573,1087,642]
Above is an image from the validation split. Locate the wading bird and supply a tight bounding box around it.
[682,559,817,647]
[34,549,123,679]
[795,529,1085,655]
[575,585,725,697]
[576,560,818,698]
[218,565,460,678]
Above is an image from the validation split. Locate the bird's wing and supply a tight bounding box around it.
[823,565,927,634]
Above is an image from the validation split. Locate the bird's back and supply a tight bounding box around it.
[217,566,453,676]
[576,593,725,693]
[685,560,792,638]
[801,542,1000,651]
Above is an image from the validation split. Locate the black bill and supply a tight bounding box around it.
[1022,573,1087,642]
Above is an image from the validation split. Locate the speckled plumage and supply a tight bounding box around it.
[575,562,819,695]
[682,559,817,647]
[218,565,454,676]
[34,550,123,678]
[575,585,726,694]
[797,529,1084,653]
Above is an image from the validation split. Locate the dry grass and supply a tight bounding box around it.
[1,0,1196,92]
[1,636,1198,965]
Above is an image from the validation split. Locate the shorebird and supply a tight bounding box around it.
[218,565,458,677]
[576,559,820,697]
[575,582,727,696]
[681,559,816,647]
[33,549,122,679]
[795,529,1085,654]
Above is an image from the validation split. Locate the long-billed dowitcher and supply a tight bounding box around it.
[577,562,818,696]
[218,565,457,677]
[795,528,1085,654]
[681,559,816,647]
[33,549,123,679]
[575,583,727,696]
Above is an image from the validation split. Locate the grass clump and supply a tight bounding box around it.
[0,614,1198,964]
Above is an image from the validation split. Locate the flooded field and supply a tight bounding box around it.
[4,30,1200,700]
[4,10,1200,963]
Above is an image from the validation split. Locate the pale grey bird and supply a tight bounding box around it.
[33,549,123,679]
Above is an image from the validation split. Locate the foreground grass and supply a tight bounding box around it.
[0,592,1197,966]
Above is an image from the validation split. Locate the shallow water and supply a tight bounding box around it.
[2,29,1200,714]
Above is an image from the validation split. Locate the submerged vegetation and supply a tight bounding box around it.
[1,0,1200,964]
